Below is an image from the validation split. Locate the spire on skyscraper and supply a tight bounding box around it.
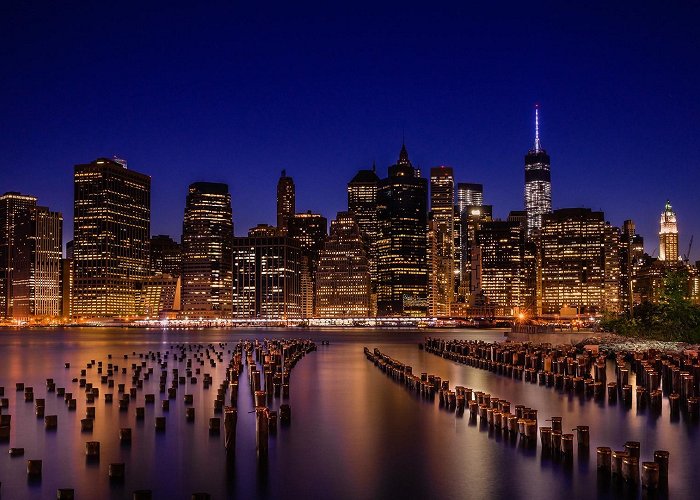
[398,143,411,166]
[534,104,542,152]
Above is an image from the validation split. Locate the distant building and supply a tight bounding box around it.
[460,204,493,298]
[524,106,552,237]
[658,200,679,262]
[540,208,614,317]
[181,182,233,318]
[315,212,371,318]
[60,258,73,319]
[12,206,63,319]
[73,158,150,318]
[232,232,302,320]
[474,220,525,316]
[429,167,455,316]
[376,145,429,316]
[457,183,483,212]
[288,211,328,318]
[276,170,295,233]
[150,235,181,277]
[0,192,37,318]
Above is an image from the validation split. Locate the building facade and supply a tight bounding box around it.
[315,212,371,318]
[181,182,234,318]
[376,145,429,316]
[150,235,182,277]
[73,158,150,318]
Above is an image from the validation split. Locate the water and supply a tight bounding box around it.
[0,327,696,499]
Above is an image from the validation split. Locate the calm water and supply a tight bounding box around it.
[0,327,696,499]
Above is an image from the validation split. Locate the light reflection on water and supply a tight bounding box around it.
[0,327,695,499]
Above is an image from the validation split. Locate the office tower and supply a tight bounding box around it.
[150,235,182,277]
[524,105,552,237]
[619,220,645,311]
[348,165,380,314]
[12,207,63,319]
[248,224,280,237]
[0,192,37,318]
[276,170,295,233]
[659,200,679,262]
[232,231,302,319]
[288,211,328,318]
[459,204,493,298]
[376,145,429,316]
[540,208,607,316]
[73,158,150,318]
[453,205,463,298]
[429,167,455,316]
[474,220,525,316]
[315,212,371,317]
[457,183,483,212]
[181,182,234,318]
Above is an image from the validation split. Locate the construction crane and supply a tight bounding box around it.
[683,235,694,263]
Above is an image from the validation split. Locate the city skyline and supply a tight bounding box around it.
[2,3,699,261]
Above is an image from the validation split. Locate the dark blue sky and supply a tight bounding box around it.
[2,1,699,259]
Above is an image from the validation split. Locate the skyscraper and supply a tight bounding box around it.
[11,206,63,319]
[288,211,328,318]
[276,170,295,233]
[315,212,371,318]
[659,200,679,262]
[347,165,380,314]
[181,182,234,318]
[376,145,429,316]
[619,220,644,311]
[232,231,302,320]
[524,105,552,237]
[73,158,150,318]
[0,192,37,318]
[474,220,525,316]
[429,167,455,316]
[457,183,483,213]
[540,208,610,316]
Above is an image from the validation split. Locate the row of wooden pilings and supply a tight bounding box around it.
[365,346,671,492]
[0,338,315,498]
[423,337,700,420]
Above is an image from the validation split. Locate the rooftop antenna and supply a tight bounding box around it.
[534,104,542,152]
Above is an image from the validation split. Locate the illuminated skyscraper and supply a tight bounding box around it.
[276,170,295,233]
[315,212,371,318]
[658,200,679,262]
[457,183,483,213]
[288,211,328,318]
[619,220,644,311]
[0,192,37,318]
[348,165,380,314]
[474,220,525,316]
[540,208,611,316]
[232,230,302,319]
[524,105,552,237]
[12,206,63,319]
[376,145,429,316]
[73,158,150,318]
[460,204,493,297]
[429,167,454,316]
[181,182,234,318]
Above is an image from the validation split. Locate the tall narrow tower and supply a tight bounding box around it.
[658,200,679,262]
[276,170,295,233]
[429,166,454,316]
[524,105,552,237]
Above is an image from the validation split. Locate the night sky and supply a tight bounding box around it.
[2,1,699,259]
